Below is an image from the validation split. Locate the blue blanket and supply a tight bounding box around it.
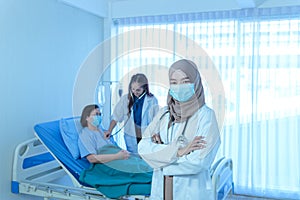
[79,145,152,198]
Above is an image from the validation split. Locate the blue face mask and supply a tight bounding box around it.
[91,115,102,127]
[169,83,195,102]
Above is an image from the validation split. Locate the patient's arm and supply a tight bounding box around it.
[86,150,130,163]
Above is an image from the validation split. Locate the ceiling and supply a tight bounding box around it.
[59,0,300,18]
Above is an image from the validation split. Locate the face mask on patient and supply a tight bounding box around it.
[91,115,102,127]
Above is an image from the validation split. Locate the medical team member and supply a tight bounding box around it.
[105,73,159,154]
[138,59,221,200]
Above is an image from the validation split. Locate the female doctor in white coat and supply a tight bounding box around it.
[138,59,221,200]
[105,73,159,154]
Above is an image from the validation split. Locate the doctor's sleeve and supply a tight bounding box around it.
[148,98,159,120]
[162,109,221,175]
[138,108,180,169]
[111,95,127,122]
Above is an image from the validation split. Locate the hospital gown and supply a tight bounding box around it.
[138,104,221,200]
[78,127,114,158]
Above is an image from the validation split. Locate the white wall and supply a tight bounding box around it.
[0,0,103,199]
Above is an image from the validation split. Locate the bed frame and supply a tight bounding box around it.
[11,137,128,200]
[11,119,233,200]
[211,156,234,200]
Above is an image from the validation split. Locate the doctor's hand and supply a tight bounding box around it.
[152,134,163,144]
[177,136,206,157]
[104,130,111,139]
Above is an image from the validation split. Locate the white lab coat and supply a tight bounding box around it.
[138,104,221,200]
[112,94,159,153]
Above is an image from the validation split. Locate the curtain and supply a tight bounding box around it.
[108,6,300,199]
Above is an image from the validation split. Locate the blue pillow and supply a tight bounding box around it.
[59,117,82,159]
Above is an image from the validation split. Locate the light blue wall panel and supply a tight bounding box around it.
[0,0,103,199]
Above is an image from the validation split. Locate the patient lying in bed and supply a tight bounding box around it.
[78,104,152,198]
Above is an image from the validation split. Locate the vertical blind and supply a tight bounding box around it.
[107,6,300,199]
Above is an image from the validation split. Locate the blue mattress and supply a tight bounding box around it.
[34,120,90,184]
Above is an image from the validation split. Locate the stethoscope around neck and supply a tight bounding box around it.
[109,91,147,137]
[157,111,190,148]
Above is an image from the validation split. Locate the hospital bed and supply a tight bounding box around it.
[12,117,234,200]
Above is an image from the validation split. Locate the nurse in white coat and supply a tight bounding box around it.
[138,59,221,200]
[105,73,159,154]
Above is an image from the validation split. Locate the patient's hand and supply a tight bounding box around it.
[117,150,130,160]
